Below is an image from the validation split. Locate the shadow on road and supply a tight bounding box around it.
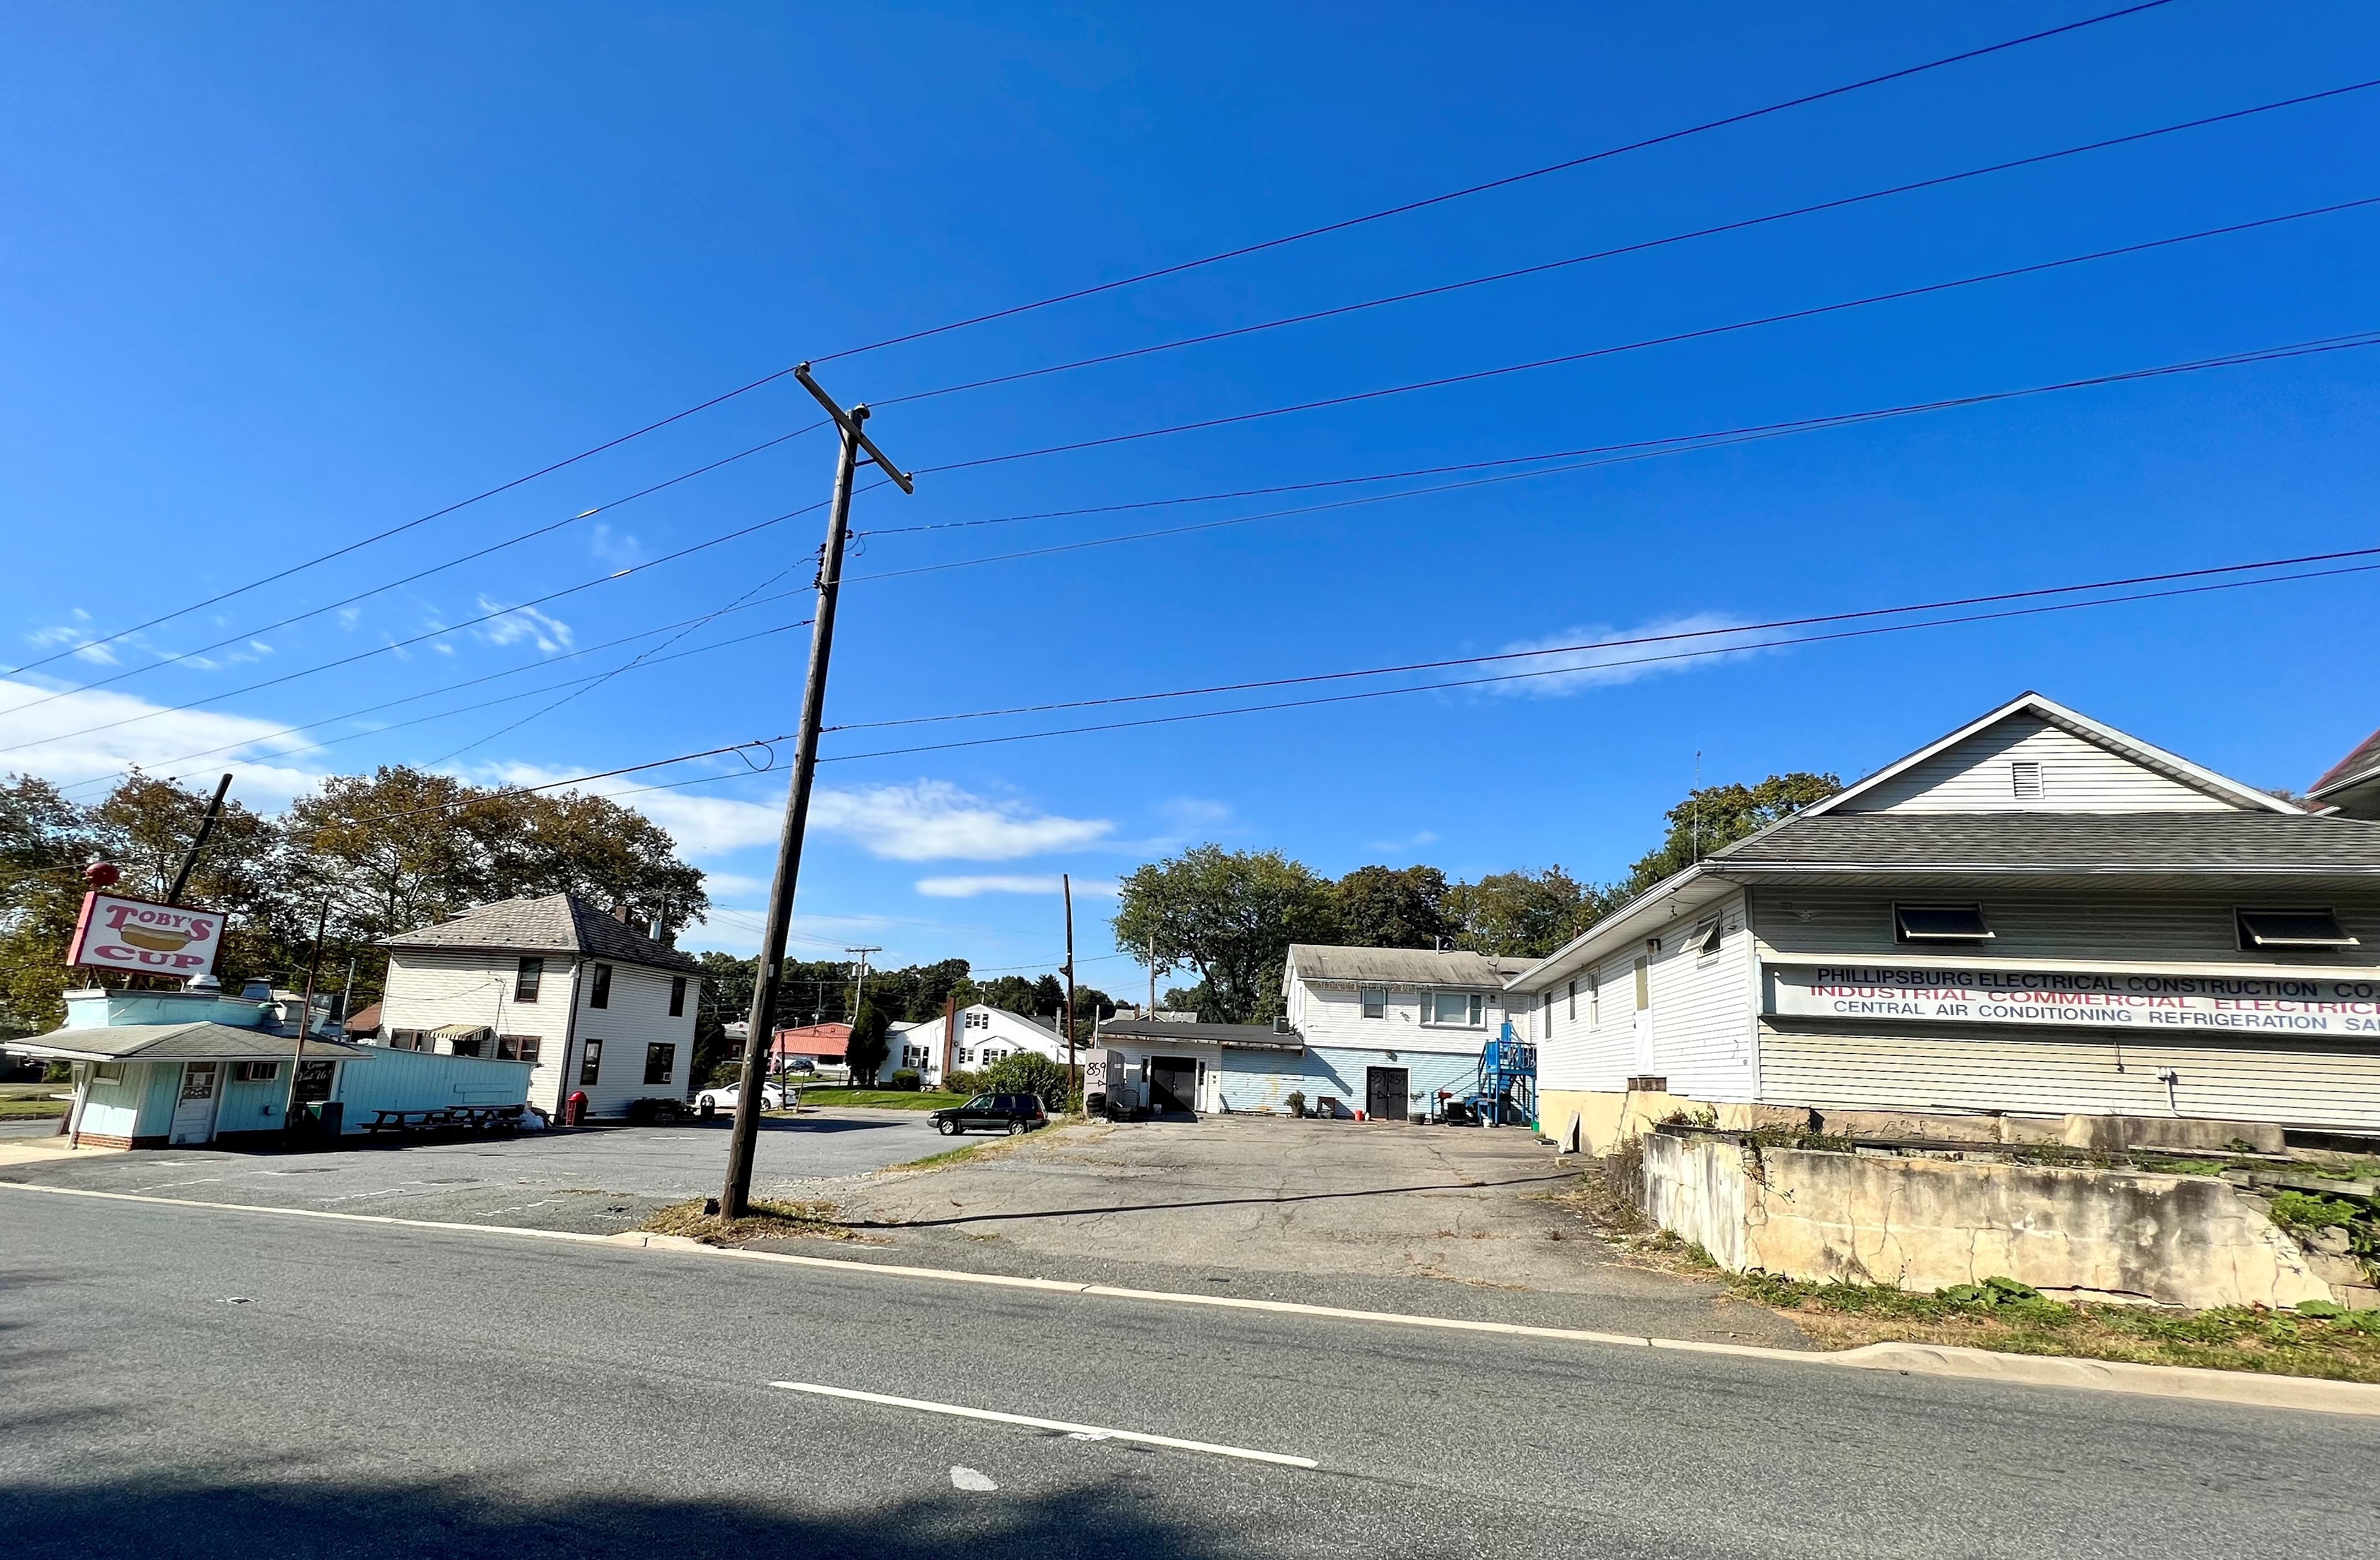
[1,1475,1250,1560]
[853,1170,1575,1230]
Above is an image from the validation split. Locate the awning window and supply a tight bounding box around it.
[2237,909,2358,949]
[1894,903,1992,943]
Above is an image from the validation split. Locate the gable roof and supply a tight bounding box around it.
[1096,1017,1303,1050]
[1799,691,2298,820]
[1713,811,2380,873]
[2312,725,2380,808]
[383,893,701,973]
[1286,944,1531,987]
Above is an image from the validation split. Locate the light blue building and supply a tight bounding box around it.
[7,981,530,1148]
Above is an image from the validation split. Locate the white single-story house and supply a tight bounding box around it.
[1503,691,2380,1153]
[374,894,700,1120]
[7,982,528,1148]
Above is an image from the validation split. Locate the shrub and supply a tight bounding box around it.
[981,1052,1071,1111]
[1285,1091,1307,1118]
[889,1069,922,1092]
[2269,1191,2360,1229]
[942,1069,986,1098]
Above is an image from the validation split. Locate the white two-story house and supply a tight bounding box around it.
[376,893,701,1120]
[884,1003,1068,1088]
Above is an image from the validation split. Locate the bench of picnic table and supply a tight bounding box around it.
[362,1104,525,1136]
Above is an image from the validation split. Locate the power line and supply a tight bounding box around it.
[18,323,2374,769]
[315,539,2380,823]
[12,418,829,715]
[814,560,2380,765]
[9,371,809,679]
[912,194,2380,477]
[809,0,2186,364]
[875,80,2380,411]
[854,330,2380,543]
[9,2,2178,682]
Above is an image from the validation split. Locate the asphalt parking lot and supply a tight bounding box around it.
[0,1108,939,1233]
[819,1114,1805,1345]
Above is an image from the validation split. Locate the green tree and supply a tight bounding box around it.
[1620,772,1842,897]
[1112,845,1338,1023]
[1445,866,1607,960]
[847,1002,891,1085]
[0,774,103,1036]
[1331,864,1451,949]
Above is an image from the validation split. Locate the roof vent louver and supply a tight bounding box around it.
[2011,760,2044,801]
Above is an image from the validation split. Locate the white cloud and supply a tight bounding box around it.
[699,871,769,897]
[0,677,327,804]
[809,781,1111,862]
[590,523,645,569]
[1484,612,1772,697]
[1365,829,1438,852]
[475,596,575,654]
[915,874,1118,899]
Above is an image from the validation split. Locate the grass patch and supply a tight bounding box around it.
[796,1088,965,1111]
[889,1125,1057,1173]
[0,1098,69,1119]
[641,1197,853,1245]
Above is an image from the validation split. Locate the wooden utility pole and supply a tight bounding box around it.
[1062,873,1077,1098]
[847,945,880,1080]
[165,772,233,906]
[721,367,913,1218]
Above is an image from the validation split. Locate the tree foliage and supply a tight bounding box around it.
[1619,772,1842,897]
[1111,845,1338,1023]
[1444,866,1607,959]
[1331,864,1453,950]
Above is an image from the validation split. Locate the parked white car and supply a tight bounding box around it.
[692,1083,790,1117]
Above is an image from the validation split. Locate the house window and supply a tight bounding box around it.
[643,1042,675,1085]
[390,1029,427,1052]
[2236,908,2358,950]
[447,1030,485,1058]
[1695,918,1724,962]
[1588,971,1600,1027]
[903,1044,929,1068]
[1542,990,1555,1037]
[515,957,544,1003]
[1895,904,1993,943]
[497,1034,542,1065]
[590,963,613,1009]
[234,1060,280,1082]
[93,1061,127,1083]
[2011,759,2044,801]
[983,1047,1009,1064]
[1633,957,1650,1011]
[1360,987,1387,1019]
[580,1039,603,1085]
[668,976,687,1017]
[965,1011,989,1030]
[1426,990,1484,1027]
[959,1048,975,1064]
[1567,980,1577,1020]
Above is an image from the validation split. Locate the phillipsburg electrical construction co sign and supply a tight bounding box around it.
[1770,965,2380,1036]
[67,891,225,977]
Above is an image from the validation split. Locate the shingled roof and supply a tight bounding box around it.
[383,893,701,972]
[1712,812,2380,873]
[1286,945,1532,986]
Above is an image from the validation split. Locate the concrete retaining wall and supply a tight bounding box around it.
[1640,1127,2346,1309]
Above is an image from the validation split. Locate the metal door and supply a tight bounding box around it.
[1366,1066,1408,1122]
[1149,1057,1197,1113]
[1632,956,1654,1074]
[170,1061,221,1145]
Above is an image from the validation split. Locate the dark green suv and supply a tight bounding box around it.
[929,1092,1048,1136]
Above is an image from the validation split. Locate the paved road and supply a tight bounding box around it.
[5,1188,2374,1559]
[0,1109,937,1232]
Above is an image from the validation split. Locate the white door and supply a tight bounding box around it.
[1631,957,1654,1076]
[170,1061,222,1144]
[1196,1058,1222,1113]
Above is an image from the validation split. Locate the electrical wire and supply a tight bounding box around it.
[815,560,2380,765]
[853,330,2380,542]
[9,371,809,679]
[315,539,2380,823]
[874,80,2380,411]
[809,0,2186,364]
[11,2,2182,677]
[20,323,2376,769]
[912,194,2380,477]
[8,419,831,717]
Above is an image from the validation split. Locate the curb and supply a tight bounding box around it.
[10,1179,2378,1417]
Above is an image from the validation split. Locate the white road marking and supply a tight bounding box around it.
[770,1381,1319,1469]
[950,1466,998,1491]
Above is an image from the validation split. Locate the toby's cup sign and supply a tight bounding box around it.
[68,892,224,976]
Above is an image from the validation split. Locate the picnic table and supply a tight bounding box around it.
[361,1104,526,1138]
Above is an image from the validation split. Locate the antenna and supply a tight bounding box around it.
[1690,749,1703,865]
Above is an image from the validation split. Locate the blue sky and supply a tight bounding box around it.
[4,1,2377,988]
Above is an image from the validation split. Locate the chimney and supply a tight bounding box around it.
[611,902,630,924]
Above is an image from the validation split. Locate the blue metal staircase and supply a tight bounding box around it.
[1468,1022,1538,1128]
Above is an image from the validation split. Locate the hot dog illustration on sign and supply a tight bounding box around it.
[67,891,225,976]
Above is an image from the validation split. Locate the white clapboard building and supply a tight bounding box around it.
[1506,692,2380,1152]
[376,894,701,1120]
